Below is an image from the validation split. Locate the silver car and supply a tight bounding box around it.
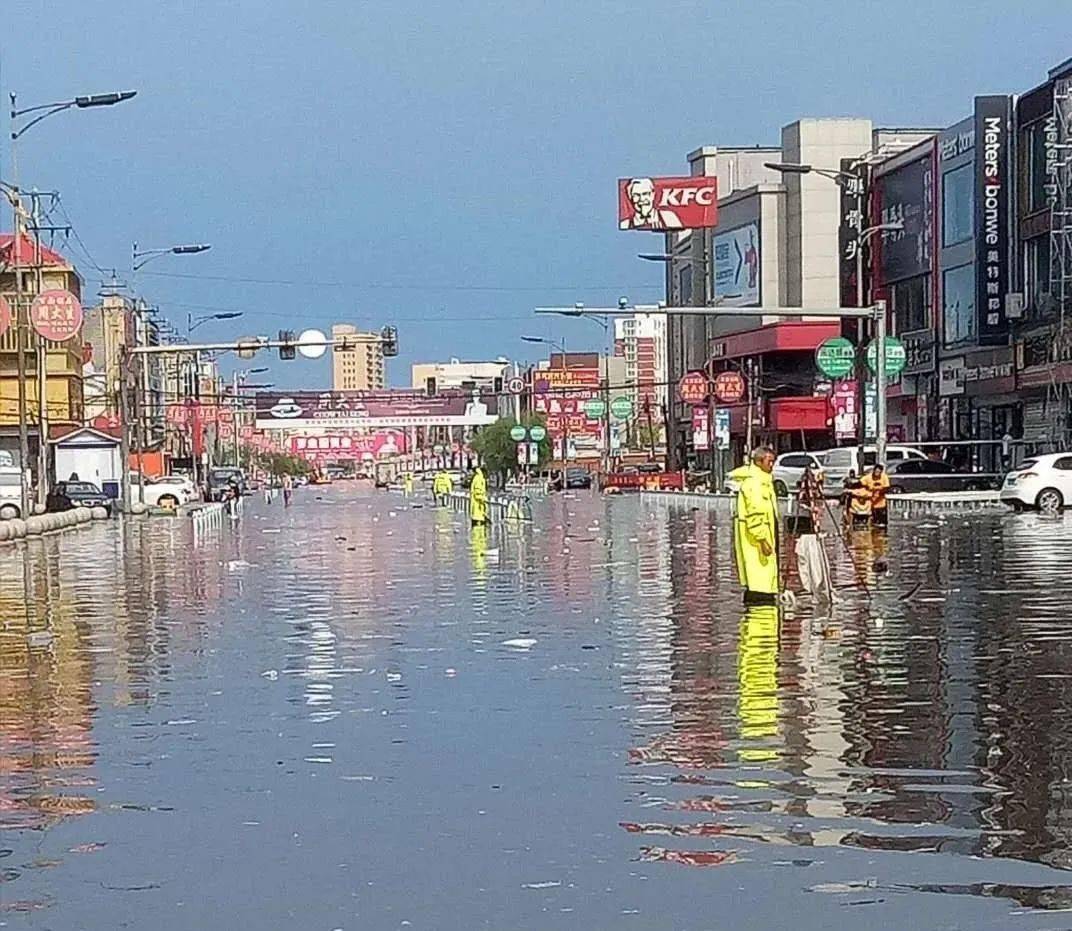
[772,452,825,497]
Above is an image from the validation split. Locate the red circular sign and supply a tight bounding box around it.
[30,289,83,342]
[0,296,11,338]
[713,370,746,404]
[677,371,709,405]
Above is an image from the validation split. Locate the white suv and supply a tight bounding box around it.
[819,445,928,495]
[1000,453,1072,511]
[772,452,825,497]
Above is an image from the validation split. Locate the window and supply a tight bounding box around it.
[779,454,811,468]
[919,460,955,474]
[1026,120,1053,213]
[892,461,922,474]
[1054,457,1072,471]
[825,449,852,468]
[942,164,973,246]
[1023,236,1051,317]
[891,274,932,333]
[943,264,976,346]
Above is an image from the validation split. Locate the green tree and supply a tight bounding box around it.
[470,416,551,486]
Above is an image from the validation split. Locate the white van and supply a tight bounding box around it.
[0,449,24,519]
[820,445,927,495]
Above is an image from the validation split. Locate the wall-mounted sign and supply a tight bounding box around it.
[974,95,1012,343]
[677,371,709,405]
[692,406,710,451]
[815,337,856,378]
[939,357,966,396]
[713,370,746,404]
[712,222,760,305]
[30,289,83,342]
[618,176,718,231]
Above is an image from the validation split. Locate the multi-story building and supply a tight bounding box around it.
[0,233,84,470]
[411,358,509,393]
[82,292,134,423]
[332,323,385,390]
[613,313,666,443]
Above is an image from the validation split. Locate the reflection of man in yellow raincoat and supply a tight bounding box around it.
[469,466,489,526]
[432,470,453,505]
[737,605,780,763]
[730,446,780,606]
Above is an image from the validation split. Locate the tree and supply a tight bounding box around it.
[245,447,313,478]
[470,416,551,486]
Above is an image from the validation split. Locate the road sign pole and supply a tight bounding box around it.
[875,300,888,466]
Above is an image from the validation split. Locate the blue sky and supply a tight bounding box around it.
[3,0,1069,387]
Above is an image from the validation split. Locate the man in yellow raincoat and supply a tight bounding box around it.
[469,466,489,526]
[432,470,453,506]
[729,446,780,606]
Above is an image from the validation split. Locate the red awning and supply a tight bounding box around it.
[710,321,842,361]
[767,396,831,432]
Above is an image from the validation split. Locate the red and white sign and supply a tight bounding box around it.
[289,431,407,462]
[833,380,857,439]
[618,176,718,231]
[0,296,11,338]
[713,370,746,404]
[532,367,603,442]
[30,289,82,342]
[692,407,710,451]
[677,371,709,405]
[506,376,525,395]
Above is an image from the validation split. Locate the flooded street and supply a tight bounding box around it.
[4,486,1072,929]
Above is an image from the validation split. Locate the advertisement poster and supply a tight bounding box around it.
[290,431,407,461]
[618,176,718,230]
[255,390,498,430]
[692,407,710,451]
[531,367,603,442]
[712,223,760,305]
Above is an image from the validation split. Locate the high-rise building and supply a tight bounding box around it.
[332,323,385,390]
[614,313,667,436]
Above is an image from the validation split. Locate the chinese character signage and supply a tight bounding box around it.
[974,95,1012,344]
[618,176,718,231]
[838,158,870,307]
[677,371,709,405]
[874,150,934,284]
[29,289,83,342]
[691,406,710,451]
[255,389,498,430]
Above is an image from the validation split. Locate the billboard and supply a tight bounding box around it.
[875,153,934,284]
[532,367,602,442]
[712,223,760,305]
[618,176,718,231]
[974,95,1012,343]
[290,431,407,461]
[254,390,498,430]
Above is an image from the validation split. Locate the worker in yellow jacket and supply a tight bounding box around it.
[432,470,453,506]
[469,466,489,526]
[729,446,780,606]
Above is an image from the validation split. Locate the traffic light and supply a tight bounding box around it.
[425,376,437,397]
[278,330,296,360]
[380,325,398,357]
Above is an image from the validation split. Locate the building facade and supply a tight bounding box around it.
[613,312,667,442]
[411,358,509,393]
[331,323,385,390]
[0,234,84,470]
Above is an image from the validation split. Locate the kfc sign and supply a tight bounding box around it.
[618,176,718,231]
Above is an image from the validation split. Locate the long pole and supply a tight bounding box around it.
[191,350,201,492]
[10,96,30,517]
[854,170,868,466]
[232,370,241,467]
[875,300,888,466]
[118,345,132,513]
[31,196,48,512]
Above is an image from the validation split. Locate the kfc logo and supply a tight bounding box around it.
[618,176,718,231]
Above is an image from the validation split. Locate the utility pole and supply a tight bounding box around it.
[10,193,30,516]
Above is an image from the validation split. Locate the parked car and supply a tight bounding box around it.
[156,473,198,500]
[885,458,1001,494]
[138,475,196,508]
[46,480,113,516]
[0,467,24,519]
[564,466,592,490]
[1000,453,1072,511]
[207,467,246,501]
[819,445,928,495]
[772,452,825,497]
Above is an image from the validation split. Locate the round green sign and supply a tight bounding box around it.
[584,398,607,419]
[866,337,907,377]
[610,396,634,420]
[509,425,528,442]
[815,337,856,378]
[529,425,547,442]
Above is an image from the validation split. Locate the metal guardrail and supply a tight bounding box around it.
[190,502,227,538]
[641,489,1006,516]
[445,491,533,522]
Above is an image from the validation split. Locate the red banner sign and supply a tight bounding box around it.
[618,176,718,231]
[713,370,746,404]
[290,431,407,461]
[677,371,709,405]
[30,289,83,342]
[0,296,11,338]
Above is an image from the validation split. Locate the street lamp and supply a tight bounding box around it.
[188,311,243,334]
[7,88,137,516]
[228,367,270,467]
[133,242,211,272]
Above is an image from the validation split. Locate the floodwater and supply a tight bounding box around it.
[3,486,1072,929]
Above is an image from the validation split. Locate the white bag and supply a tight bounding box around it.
[797,533,831,598]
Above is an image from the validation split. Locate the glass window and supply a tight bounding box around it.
[892,274,932,333]
[942,264,976,346]
[1027,120,1052,213]
[1022,235,1051,317]
[1054,457,1072,471]
[780,454,810,468]
[942,164,974,246]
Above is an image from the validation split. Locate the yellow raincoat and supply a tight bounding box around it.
[432,471,453,499]
[730,463,780,595]
[469,468,489,524]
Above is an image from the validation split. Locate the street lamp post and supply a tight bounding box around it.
[231,367,268,467]
[521,335,572,463]
[127,242,211,506]
[8,88,136,514]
